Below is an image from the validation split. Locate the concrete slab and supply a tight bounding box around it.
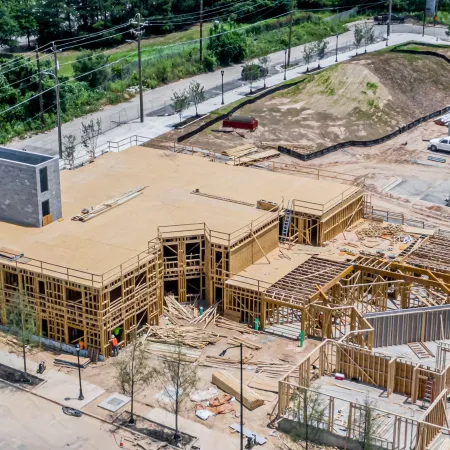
[98,393,130,412]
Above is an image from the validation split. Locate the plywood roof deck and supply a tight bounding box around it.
[0,146,360,276]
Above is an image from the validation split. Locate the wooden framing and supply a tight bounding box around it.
[278,341,450,450]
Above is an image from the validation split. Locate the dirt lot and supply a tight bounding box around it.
[160,51,450,155]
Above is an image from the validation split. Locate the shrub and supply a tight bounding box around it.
[202,53,217,72]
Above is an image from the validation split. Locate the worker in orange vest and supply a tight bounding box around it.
[110,334,119,356]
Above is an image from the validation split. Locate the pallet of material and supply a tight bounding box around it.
[54,354,91,368]
[227,150,280,166]
[146,342,202,363]
[146,326,222,349]
[214,316,259,334]
[221,144,256,157]
[212,371,265,410]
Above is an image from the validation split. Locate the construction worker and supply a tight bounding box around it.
[110,334,119,356]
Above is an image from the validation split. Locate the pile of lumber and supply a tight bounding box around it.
[212,371,265,410]
[163,295,194,325]
[254,361,293,378]
[228,335,262,350]
[221,144,256,158]
[202,353,254,369]
[356,223,403,239]
[146,342,202,363]
[215,317,258,334]
[190,301,221,326]
[54,354,90,369]
[146,326,222,349]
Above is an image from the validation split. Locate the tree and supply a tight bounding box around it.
[187,80,205,117]
[153,340,197,442]
[11,0,38,48]
[302,43,315,72]
[258,55,271,88]
[7,293,36,382]
[62,134,77,169]
[207,19,247,66]
[242,62,260,94]
[81,118,102,161]
[314,39,329,69]
[114,332,154,425]
[360,396,376,450]
[0,5,19,48]
[354,24,364,56]
[362,23,375,53]
[73,51,110,89]
[171,89,190,123]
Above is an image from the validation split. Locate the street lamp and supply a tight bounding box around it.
[221,70,224,105]
[284,49,287,81]
[75,344,84,401]
[335,33,339,62]
[220,343,243,450]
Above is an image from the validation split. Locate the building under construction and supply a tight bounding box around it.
[0,145,364,356]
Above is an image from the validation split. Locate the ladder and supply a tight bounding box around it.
[281,201,293,242]
[423,377,434,407]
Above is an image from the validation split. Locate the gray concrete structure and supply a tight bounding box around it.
[0,146,62,227]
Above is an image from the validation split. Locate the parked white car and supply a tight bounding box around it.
[428,136,450,153]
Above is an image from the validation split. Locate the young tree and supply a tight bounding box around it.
[81,118,102,162]
[7,293,36,382]
[153,340,197,442]
[314,39,329,69]
[171,89,190,123]
[361,396,376,450]
[258,55,271,88]
[362,23,375,53]
[302,43,315,72]
[242,63,260,94]
[114,332,154,425]
[62,134,76,170]
[354,24,364,55]
[187,81,205,117]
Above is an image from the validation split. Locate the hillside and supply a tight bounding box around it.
[179,51,450,152]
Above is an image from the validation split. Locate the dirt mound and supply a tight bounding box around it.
[177,51,450,152]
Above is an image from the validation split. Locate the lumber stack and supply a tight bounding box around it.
[228,336,262,350]
[254,361,293,378]
[54,354,91,368]
[215,316,258,334]
[212,371,265,410]
[146,326,222,349]
[202,353,254,369]
[190,301,221,326]
[164,295,194,325]
[146,342,202,363]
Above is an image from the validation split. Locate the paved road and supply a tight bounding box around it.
[9,22,449,156]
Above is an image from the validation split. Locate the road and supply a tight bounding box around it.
[8,22,449,157]
[0,381,126,449]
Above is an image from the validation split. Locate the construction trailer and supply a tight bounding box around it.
[0,146,364,357]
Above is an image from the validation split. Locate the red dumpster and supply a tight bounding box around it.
[223,115,258,131]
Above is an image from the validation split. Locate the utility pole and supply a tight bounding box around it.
[137,13,144,123]
[52,42,62,159]
[35,50,45,127]
[199,0,204,63]
[287,0,295,65]
[423,0,427,36]
[386,0,393,46]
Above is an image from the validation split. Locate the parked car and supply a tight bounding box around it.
[428,136,450,153]
[373,14,406,24]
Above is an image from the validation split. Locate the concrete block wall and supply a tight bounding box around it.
[0,147,62,227]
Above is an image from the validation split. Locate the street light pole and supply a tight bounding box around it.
[220,343,244,450]
[284,49,287,81]
[221,70,224,105]
[287,0,294,65]
[387,0,393,46]
[52,42,62,159]
[136,14,144,123]
[335,33,338,62]
[75,344,84,401]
